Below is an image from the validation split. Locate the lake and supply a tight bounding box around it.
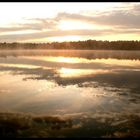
[0,50,140,137]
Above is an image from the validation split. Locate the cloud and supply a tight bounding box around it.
[55,8,140,29]
[52,3,140,29]
[0,3,139,42]
[0,29,113,42]
[0,19,58,33]
[96,11,140,28]
[0,27,139,42]
[0,24,42,33]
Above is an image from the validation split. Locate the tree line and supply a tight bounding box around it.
[0,40,140,50]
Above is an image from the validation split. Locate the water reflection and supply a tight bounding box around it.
[24,55,140,67]
[1,50,140,60]
[58,68,110,78]
[0,50,140,137]
[0,63,40,69]
[37,56,84,63]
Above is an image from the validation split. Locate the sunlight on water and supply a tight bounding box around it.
[23,56,89,63]
[58,68,110,78]
[51,56,82,63]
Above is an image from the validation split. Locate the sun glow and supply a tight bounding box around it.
[0,3,139,42]
[58,20,97,30]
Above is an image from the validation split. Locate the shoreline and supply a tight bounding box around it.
[0,112,139,138]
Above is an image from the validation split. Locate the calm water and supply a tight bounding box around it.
[0,50,140,137]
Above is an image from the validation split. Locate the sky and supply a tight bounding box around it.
[0,2,140,43]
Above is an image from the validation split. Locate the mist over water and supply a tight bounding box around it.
[0,50,140,137]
